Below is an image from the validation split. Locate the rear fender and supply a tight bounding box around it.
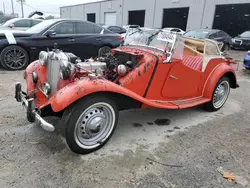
[203,63,237,99]
[48,78,178,112]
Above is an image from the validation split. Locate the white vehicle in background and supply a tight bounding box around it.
[1,18,43,31]
[163,27,185,35]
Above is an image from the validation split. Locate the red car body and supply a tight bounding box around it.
[15,30,239,154]
[24,46,237,112]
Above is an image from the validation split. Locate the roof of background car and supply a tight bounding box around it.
[3,18,43,25]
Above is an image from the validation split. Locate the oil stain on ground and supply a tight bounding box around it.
[154,119,171,126]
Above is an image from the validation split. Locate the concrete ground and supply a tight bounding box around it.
[0,50,250,188]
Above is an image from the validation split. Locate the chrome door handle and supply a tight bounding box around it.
[96,37,102,41]
[170,75,178,80]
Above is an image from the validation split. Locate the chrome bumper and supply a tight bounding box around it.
[15,82,55,132]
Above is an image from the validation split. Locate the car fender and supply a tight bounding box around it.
[203,63,237,99]
[48,78,178,112]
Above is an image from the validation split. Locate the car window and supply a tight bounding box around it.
[14,20,32,27]
[184,30,210,39]
[239,31,250,38]
[209,32,218,39]
[52,22,74,34]
[93,25,103,33]
[109,26,121,32]
[75,22,95,34]
[32,20,42,26]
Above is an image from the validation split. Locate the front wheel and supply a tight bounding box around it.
[204,76,230,112]
[64,95,119,154]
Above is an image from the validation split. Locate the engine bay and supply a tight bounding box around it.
[59,49,144,82]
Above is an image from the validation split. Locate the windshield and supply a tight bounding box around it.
[239,31,250,38]
[27,19,56,33]
[184,30,210,39]
[124,28,177,52]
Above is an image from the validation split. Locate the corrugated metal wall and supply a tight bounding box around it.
[60,0,250,30]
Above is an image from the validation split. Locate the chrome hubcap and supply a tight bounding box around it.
[4,48,26,69]
[74,103,115,149]
[213,81,230,109]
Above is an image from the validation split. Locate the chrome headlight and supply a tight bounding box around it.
[43,82,51,96]
[59,60,75,80]
[39,51,48,66]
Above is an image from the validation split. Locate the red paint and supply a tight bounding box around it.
[24,45,238,113]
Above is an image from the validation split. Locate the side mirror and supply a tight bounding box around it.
[8,23,15,28]
[46,30,56,37]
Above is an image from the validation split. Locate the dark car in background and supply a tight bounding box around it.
[231,31,250,50]
[102,25,126,34]
[0,19,123,70]
[184,29,232,51]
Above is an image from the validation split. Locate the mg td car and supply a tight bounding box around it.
[15,28,239,154]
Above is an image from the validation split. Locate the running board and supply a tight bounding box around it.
[169,97,210,109]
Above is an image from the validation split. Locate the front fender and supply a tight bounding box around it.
[203,63,237,99]
[48,78,178,112]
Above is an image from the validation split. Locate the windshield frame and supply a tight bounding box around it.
[123,28,178,56]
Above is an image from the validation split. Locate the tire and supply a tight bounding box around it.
[64,95,119,154]
[0,45,29,70]
[221,43,230,52]
[98,46,112,57]
[204,76,230,112]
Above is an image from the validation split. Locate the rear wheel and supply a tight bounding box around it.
[64,95,119,154]
[204,76,230,112]
[221,43,230,52]
[0,45,29,70]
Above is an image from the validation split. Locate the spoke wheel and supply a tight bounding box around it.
[0,45,29,70]
[213,80,230,109]
[64,95,119,154]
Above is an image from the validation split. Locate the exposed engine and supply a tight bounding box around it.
[38,48,139,95]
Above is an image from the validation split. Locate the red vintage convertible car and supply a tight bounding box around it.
[15,28,239,154]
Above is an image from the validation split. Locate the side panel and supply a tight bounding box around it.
[203,63,237,99]
[162,62,202,99]
[48,78,179,112]
[118,53,157,96]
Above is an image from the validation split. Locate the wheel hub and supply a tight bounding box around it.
[213,81,230,109]
[80,108,105,139]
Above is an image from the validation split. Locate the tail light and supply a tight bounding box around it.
[117,36,124,41]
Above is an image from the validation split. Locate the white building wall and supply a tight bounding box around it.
[100,0,123,25]
[60,0,250,30]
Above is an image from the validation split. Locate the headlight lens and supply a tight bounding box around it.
[43,82,51,96]
[39,51,48,66]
